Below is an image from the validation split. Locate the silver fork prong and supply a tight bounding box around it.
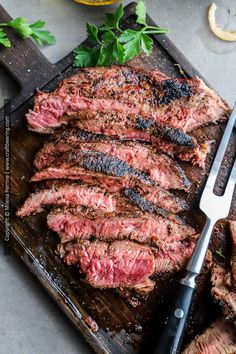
[205,104,236,190]
[223,157,236,203]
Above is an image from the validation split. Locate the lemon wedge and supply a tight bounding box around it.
[208,2,236,41]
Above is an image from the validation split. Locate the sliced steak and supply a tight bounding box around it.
[70,111,195,146]
[70,111,210,167]
[153,236,197,274]
[34,138,191,191]
[58,240,156,292]
[47,207,196,245]
[31,172,187,214]
[26,65,230,134]
[211,221,236,326]
[230,221,236,284]
[183,319,236,354]
[16,181,121,217]
[58,237,196,291]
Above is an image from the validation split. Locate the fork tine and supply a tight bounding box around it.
[205,104,236,189]
[223,157,236,203]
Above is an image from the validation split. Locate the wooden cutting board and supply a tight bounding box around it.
[0,3,235,353]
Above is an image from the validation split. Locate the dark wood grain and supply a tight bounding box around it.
[0,3,235,353]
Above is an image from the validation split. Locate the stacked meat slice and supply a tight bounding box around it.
[211,221,236,326]
[17,65,230,294]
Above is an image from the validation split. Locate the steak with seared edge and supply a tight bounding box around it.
[211,221,236,326]
[31,173,187,214]
[33,137,191,191]
[26,65,230,134]
[183,319,236,354]
[58,237,197,291]
[47,207,196,245]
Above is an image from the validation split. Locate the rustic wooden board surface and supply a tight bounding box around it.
[0,3,235,353]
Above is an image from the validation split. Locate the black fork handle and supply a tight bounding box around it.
[152,283,196,354]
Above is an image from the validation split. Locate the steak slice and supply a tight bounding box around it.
[58,237,196,291]
[69,111,210,168]
[230,221,236,284]
[31,172,187,214]
[16,181,121,217]
[211,221,236,326]
[183,319,236,354]
[152,236,197,274]
[47,207,196,245]
[33,138,191,191]
[26,65,230,133]
[58,240,156,292]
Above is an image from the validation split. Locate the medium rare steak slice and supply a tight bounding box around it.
[230,221,236,283]
[26,65,230,133]
[183,319,236,354]
[211,221,236,326]
[34,139,191,191]
[47,208,196,245]
[58,237,196,291]
[69,112,210,168]
[31,172,187,214]
[16,181,121,217]
[58,240,156,292]
[152,236,197,274]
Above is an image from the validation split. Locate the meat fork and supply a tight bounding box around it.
[153,104,236,354]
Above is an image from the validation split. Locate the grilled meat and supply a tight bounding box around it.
[183,319,236,354]
[211,221,236,326]
[31,173,187,214]
[58,240,156,292]
[26,65,230,134]
[33,136,191,191]
[47,207,196,245]
[58,237,196,291]
[16,181,121,217]
[70,112,210,167]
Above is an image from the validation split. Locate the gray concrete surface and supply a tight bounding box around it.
[0,1,236,353]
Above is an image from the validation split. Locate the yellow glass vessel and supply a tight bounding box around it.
[74,0,120,5]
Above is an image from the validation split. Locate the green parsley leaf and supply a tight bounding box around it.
[100,4,124,31]
[0,28,11,48]
[140,33,153,55]
[7,17,32,38]
[102,30,116,44]
[97,45,114,66]
[112,41,124,63]
[30,20,55,45]
[136,0,147,26]
[73,2,170,67]
[73,46,99,67]
[87,22,100,43]
[0,17,55,46]
[120,30,142,62]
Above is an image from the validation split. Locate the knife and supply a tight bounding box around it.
[153,103,236,354]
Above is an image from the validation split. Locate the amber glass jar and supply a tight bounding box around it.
[74,0,120,5]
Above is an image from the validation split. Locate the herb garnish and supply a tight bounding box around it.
[74,0,169,67]
[215,248,227,259]
[0,17,55,48]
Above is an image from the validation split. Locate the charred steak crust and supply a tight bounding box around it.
[34,135,191,191]
[136,117,195,147]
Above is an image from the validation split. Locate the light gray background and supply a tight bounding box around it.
[0,1,236,353]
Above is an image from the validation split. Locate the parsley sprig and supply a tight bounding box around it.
[74,1,169,67]
[0,17,55,48]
